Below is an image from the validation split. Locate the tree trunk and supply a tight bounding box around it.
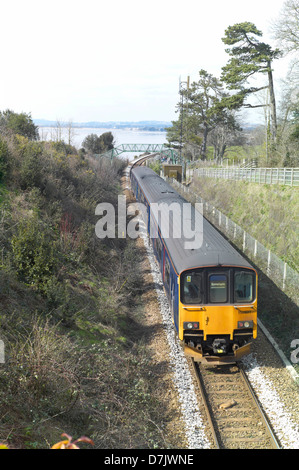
[201,124,209,160]
[267,61,277,144]
[220,144,227,161]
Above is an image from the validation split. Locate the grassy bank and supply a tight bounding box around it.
[192,176,299,270]
[0,134,181,449]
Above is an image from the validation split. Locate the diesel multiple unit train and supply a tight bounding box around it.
[130,163,258,364]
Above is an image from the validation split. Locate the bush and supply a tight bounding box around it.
[11,217,58,292]
[18,141,45,190]
[0,109,39,140]
[0,137,9,182]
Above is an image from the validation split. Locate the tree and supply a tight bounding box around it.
[0,109,39,140]
[98,131,115,152]
[51,119,63,142]
[82,132,115,154]
[272,0,299,54]
[188,70,225,159]
[166,114,203,160]
[221,22,281,143]
[167,70,238,161]
[208,113,243,162]
[270,2,299,165]
[66,119,76,146]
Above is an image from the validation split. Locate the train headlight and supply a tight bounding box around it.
[184,322,199,330]
[238,320,253,328]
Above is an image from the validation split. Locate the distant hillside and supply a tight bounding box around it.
[34,119,171,132]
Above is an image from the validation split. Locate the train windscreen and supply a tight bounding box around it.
[181,267,255,305]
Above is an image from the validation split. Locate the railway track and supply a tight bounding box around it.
[191,359,281,449]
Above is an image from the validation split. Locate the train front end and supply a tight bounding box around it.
[179,266,258,365]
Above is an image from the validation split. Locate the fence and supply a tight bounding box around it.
[193,167,299,187]
[169,179,299,306]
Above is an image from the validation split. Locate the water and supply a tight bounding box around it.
[39,126,168,155]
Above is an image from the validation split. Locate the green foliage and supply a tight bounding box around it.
[289,124,299,141]
[221,22,281,146]
[148,160,161,174]
[167,69,240,160]
[52,141,78,156]
[11,218,57,291]
[82,131,115,154]
[18,140,45,190]
[0,109,39,140]
[221,22,281,93]
[0,137,9,182]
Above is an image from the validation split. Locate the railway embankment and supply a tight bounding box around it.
[0,136,187,449]
[191,176,298,272]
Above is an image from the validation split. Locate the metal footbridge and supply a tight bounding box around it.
[98,143,180,163]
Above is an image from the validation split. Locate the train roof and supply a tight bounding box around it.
[131,166,253,274]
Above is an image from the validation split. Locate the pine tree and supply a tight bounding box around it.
[221,22,281,143]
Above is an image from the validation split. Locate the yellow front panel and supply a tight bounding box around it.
[179,303,257,341]
[201,306,237,339]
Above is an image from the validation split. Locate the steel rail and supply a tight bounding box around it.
[238,365,281,449]
[190,359,220,449]
[191,359,281,449]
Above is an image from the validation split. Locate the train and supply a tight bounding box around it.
[129,163,258,365]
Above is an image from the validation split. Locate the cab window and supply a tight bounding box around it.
[234,271,254,302]
[209,274,227,303]
[182,272,202,304]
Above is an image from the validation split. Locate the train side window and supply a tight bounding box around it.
[182,272,202,304]
[156,237,162,261]
[165,258,170,286]
[234,271,254,302]
[209,274,227,303]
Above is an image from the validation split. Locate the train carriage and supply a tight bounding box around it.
[130,165,257,365]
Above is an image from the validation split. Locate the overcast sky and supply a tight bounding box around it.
[0,0,290,123]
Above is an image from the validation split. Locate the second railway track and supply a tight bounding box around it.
[191,359,281,449]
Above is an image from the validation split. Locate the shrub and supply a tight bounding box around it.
[19,141,45,190]
[0,109,39,141]
[0,137,9,182]
[11,217,58,292]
